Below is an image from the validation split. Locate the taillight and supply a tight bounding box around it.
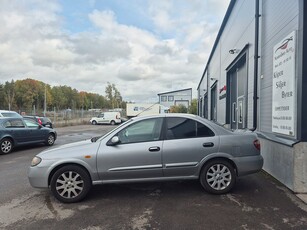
[253,139,261,151]
[37,118,42,125]
[116,115,119,119]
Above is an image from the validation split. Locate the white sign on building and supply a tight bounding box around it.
[272,31,296,136]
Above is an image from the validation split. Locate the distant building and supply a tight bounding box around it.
[197,0,307,193]
[158,88,192,109]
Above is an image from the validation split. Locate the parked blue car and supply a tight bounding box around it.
[0,117,57,154]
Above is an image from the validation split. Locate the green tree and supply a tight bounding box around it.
[3,80,15,111]
[189,99,198,115]
[169,104,188,113]
[105,82,122,109]
[0,83,5,109]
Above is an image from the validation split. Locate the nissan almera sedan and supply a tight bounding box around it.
[28,114,263,203]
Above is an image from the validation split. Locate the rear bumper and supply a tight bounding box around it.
[233,155,264,176]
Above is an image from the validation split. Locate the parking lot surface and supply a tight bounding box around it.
[0,125,306,230]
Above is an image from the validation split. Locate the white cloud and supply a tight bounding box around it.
[0,0,229,102]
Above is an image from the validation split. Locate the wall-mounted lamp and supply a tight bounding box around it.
[229,48,240,54]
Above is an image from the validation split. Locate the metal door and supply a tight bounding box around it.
[229,57,247,130]
[230,70,237,129]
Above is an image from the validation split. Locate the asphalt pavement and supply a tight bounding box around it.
[0,125,306,230]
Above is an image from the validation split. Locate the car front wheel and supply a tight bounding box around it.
[0,138,13,154]
[200,159,236,194]
[50,165,92,203]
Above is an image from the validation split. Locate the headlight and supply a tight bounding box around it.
[31,156,42,167]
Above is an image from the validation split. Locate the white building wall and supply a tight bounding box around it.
[198,0,306,193]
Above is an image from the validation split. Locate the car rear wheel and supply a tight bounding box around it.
[110,120,115,125]
[0,138,13,154]
[50,165,92,203]
[46,134,55,146]
[200,159,236,194]
[92,120,97,125]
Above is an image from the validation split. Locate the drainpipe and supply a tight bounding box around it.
[252,0,260,131]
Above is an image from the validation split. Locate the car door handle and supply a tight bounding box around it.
[149,146,160,152]
[203,142,214,147]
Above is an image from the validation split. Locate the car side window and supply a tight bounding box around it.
[166,118,215,140]
[24,119,40,128]
[197,121,215,137]
[117,118,163,144]
[4,119,25,128]
[166,118,196,139]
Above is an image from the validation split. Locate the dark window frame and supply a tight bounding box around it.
[164,117,215,140]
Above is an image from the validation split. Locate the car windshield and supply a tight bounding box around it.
[92,118,132,142]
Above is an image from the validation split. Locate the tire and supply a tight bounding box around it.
[0,138,13,155]
[50,165,92,203]
[110,120,115,125]
[46,133,55,146]
[92,120,97,125]
[200,159,236,194]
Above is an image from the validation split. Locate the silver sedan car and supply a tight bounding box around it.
[28,114,263,203]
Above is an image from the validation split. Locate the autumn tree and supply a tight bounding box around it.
[0,78,124,112]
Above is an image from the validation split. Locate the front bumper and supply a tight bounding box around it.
[28,165,50,188]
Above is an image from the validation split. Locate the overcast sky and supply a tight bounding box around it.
[0,0,229,102]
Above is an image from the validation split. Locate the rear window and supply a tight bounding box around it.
[1,112,21,118]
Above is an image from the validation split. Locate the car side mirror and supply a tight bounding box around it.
[111,136,120,144]
[108,136,120,146]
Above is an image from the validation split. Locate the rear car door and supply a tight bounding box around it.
[162,117,219,177]
[3,119,29,144]
[97,117,164,180]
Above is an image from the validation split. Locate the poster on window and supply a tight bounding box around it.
[272,31,296,136]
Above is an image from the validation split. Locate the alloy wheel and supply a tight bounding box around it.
[1,139,12,154]
[55,171,84,199]
[206,163,232,191]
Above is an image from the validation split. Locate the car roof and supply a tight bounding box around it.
[0,110,22,118]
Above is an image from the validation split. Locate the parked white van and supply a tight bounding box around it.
[90,112,121,125]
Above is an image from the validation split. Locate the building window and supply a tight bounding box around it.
[161,96,167,102]
[168,96,174,101]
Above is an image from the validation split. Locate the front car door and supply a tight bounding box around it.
[96,117,164,181]
[162,117,219,177]
[23,119,44,142]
